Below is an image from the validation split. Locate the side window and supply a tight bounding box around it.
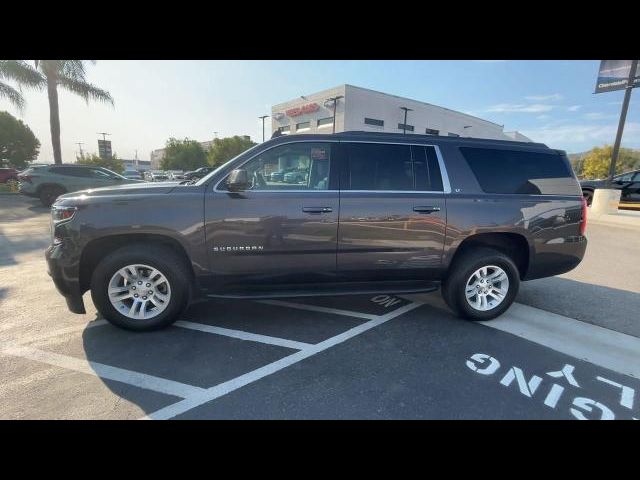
[459,147,579,195]
[346,143,413,191]
[51,167,85,177]
[412,146,444,192]
[88,169,113,179]
[222,142,331,191]
[615,172,634,182]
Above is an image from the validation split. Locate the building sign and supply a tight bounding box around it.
[595,60,640,94]
[98,139,112,159]
[286,103,320,117]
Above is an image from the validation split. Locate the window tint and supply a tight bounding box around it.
[460,147,579,195]
[346,143,413,191]
[412,146,444,192]
[223,142,331,191]
[51,167,88,177]
[296,121,310,131]
[615,172,635,182]
[425,128,439,135]
[317,117,333,127]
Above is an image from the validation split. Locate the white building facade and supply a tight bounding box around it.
[271,84,530,142]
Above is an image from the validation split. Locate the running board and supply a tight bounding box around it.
[205,282,440,300]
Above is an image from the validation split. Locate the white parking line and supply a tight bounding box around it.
[174,321,313,351]
[1,342,206,399]
[403,292,640,380]
[141,301,423,420]
[258,299,379,320]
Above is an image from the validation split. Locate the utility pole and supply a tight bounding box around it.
[326,95,344,134]
[400,107,413,134]
[607,59,638,187]
[258,115,269,142]
[76,142,84,159]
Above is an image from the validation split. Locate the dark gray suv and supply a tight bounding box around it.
[46,132,587,331]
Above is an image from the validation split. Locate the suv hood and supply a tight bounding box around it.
[57,181,181,200]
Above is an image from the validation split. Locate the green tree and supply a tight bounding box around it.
[0,111,40,168]
[76,152,124,174]
[207,136,256,168]
[160,138,206,171]
[1,61,113,164]
[0,60,43,110]
[582,145,640,179]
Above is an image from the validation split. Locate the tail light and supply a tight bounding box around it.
[580,196,587,236]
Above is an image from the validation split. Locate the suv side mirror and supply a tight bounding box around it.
[227,169,249,191]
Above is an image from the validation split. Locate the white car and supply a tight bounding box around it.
[122,170,144,180]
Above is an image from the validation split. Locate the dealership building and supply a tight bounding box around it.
[271,84,531,142]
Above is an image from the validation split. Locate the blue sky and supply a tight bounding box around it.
[3,60,639,162]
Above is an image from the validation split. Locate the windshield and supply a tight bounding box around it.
[194,143,263,186]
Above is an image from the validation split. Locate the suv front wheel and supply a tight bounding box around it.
[90,245,191,331]
[442,247,520,321]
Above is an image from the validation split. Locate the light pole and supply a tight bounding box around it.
[258,115,269,142]
[399,107,413,134]
[463,125,472,136]
[325,95,344,134]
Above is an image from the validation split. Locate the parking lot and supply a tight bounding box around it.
[1,194,640,419]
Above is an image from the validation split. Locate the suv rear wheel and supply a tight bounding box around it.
[90,245,191,331]
[39,185,66,207]
[442,247,520,321]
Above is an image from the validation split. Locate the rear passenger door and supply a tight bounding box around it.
[337,142,448,281]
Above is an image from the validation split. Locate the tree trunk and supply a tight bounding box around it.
[47,79,62,164]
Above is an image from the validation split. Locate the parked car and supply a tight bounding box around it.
[269,167,297,182]
[580,169,640,205]
[168,171,185,181]
[46,132,587,331]
[149,171,170,182]
[184,166,214,181]
[18,164,143,206]
[283,169,308,184]
[0,167,19,184]
[122,170,144,180]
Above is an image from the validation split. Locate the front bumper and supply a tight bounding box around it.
[45,243,86,314]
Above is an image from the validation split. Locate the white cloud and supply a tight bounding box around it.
[487,103,554,113]
[520,122,640,147]
[524,94,563,101]
[583,112,617,120]
[567,105,581,112]
[536,114,551,120]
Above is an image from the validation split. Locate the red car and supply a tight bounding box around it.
[0,168,19,183]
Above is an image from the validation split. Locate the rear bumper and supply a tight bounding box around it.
[523,235,587,280]
[45,244,86,314]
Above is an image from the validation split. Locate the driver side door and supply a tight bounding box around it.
[203,141,340,292]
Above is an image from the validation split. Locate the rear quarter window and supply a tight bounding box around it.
[459,147,580,195]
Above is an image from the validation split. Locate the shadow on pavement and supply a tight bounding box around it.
[518,276,640,338]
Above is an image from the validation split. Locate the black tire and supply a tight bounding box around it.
[582,189,593,206]
[39,185,65,207]
[90,244,192,331]
[442,247,520,321]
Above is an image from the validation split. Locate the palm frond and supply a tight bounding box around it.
[59,60,87,82]
[58,76,114,106]
[0,81,25,110]
[0,60,45,88]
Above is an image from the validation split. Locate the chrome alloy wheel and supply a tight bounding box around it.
[107,264,171,320]
[464,265,509,312]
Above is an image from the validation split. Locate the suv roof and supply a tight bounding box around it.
[272,131,548,150]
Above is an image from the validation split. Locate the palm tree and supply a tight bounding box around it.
[0,60,43,110]
[1,60,114,164]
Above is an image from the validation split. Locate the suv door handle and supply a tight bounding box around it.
[413,206,441,214]
[302,207,332,214]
